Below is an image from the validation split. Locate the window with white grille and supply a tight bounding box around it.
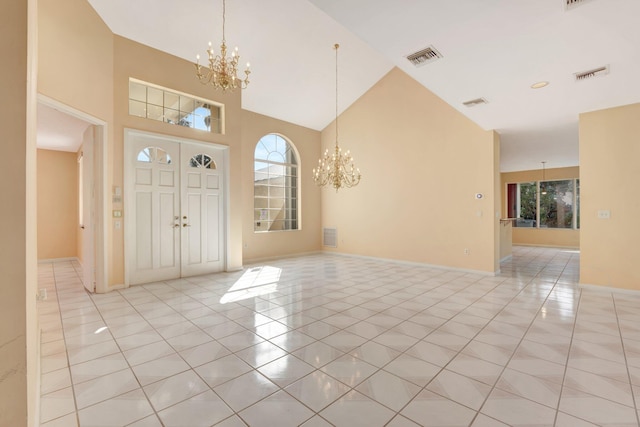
[254,134,299,232]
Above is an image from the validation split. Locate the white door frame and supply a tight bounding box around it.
[78,137,95,292]
[123,128,230,286]
[37,94,108,293]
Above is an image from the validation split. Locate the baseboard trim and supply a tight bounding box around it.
[243,251,322,266]
[513,243,580,250]
[579,282,640,295]
[38,257,79,264]
[323,251,500,277]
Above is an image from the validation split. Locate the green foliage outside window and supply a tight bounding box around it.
[519,183,537,221]
[511,180,578,229]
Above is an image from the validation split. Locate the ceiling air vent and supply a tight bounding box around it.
[406,46,442,67]
[463,98,488,107]
[565,0,596,10]
[574,65,609,81]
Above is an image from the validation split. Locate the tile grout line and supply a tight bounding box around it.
[463,250,579,424]
[611,293,640,427]
[457,279,562,423]
[42,261,82,426]
[384,270,540,425]
[551,252,583,426]
[39,248,635,427]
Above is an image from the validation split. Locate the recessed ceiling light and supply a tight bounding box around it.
[531,81,549,89]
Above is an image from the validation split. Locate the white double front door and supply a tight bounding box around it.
[125,131,226,285]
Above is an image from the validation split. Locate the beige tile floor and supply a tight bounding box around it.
[37,247,640,426]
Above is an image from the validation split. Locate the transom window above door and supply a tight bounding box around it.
[129,78,223,133]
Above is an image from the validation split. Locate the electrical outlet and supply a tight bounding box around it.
[464,248,470,255]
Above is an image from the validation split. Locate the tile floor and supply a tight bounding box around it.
[37,247,640,426]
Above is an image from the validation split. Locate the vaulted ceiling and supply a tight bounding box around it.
[79,0,640,171]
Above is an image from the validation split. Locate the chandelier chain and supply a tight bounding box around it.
[335,44,339,148]
[222,0,226,42]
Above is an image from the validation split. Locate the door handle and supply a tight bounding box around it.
[183,223,191,227]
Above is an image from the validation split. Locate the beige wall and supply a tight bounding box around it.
[38,0,114,119]
[580,103,640,290]
[321,68,500,274]
[241,110,322,262]
[38,0,115,285]
[492,132,502,272]
[0,0,38,425]
[37,149,78,260]
[501,166,580,248]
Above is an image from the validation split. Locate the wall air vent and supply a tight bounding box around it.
[323,227,337,248]
[406,46,443,67]
[565,0,597,10]
[463,98,488,107]
[574,65,609,81]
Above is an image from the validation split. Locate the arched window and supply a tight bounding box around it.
[136,147,172,164]
[189,153,216,169]
[254,134,298,231]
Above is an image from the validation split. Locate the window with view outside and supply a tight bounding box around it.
[128,79,222,133]
[540,180,574,228]
[507,182,537,228]
[576,178,580,229]
[254,134,298,232]
[507,179,579,229]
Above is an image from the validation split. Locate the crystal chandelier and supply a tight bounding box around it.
[195,0,250,92]
[313,44,361,191]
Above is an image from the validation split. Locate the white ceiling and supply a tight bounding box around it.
[77,0,640,171]
[37,103,91,152]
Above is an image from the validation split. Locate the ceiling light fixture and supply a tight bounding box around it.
[541,161,547,195]
[313,44,361,192]
[195,0,250,92]
[531,81,549,89]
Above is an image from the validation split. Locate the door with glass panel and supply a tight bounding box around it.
[180,142,224,277]
[126,132,225,285]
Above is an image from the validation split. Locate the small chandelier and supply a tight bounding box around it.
[195,0,250,92]
[313,44,361,191]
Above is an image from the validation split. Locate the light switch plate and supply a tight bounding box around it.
[597,210,611,219]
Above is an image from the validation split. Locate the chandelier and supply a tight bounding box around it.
[313,44,361,191]
[195,0,250,92]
